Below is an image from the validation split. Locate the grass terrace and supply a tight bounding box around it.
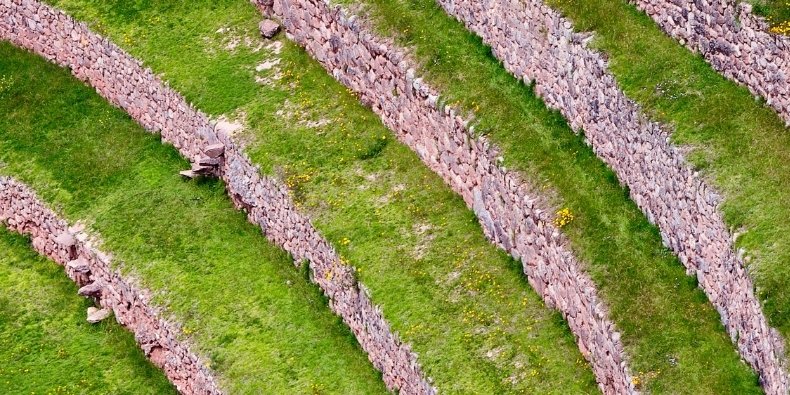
[324,0,766,392]
[1,2,603,392]
[0,229,176,394]
[542,0,790,356]
[749,0,790,33]
[39,0,767,392]
[347,0,790,389]
[0,42,388,394]
[33,0,619,392]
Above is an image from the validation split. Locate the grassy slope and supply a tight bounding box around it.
[32,0,768,393]
[336,0,763,392]
[0,43,387,394]
[36,0,607,393]
[543,0,790,355]
[0,229,176,395]
[748,0,790,31]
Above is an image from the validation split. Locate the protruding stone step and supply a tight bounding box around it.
[179,170,197,179]
[78,282,103,297]
[198,156,220,166]
[203,143,225,158]
[259,19,280,39]
[66,257,90,274]
[87,306,112,324]
[191,162,214,175]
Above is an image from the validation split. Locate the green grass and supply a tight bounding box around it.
[325,0,769,392]
[343,0,790,390]
[31,0,766,392]
[16,0,612,393]
[0,229,176,395]
[543,0,790,355]
[0,42,387,394]
[748,0,790,31]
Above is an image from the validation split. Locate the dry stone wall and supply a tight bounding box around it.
[0,1,433,393]
[252,0,636,393]
[434,0,789,393]
[0,177,222,395]
[633,0,790,126]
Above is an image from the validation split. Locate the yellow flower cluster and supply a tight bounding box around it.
[553,207,574,228]
[285,172,311,189]
[461,307,494,325]
[770,21,790,35]
[630,370,660,388]
[310,383,325,395]
[403,322,427,338]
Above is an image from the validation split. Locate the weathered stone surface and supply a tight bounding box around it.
[198,156,220,166]
[87,306,112,323]
[204,143,225,158]
[67,257,91,273]
[191,162,214,174]
[259,19,280,39]
[55,231,76,246]
[78,281,102,297]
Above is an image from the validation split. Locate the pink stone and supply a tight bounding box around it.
[203,143,225,158]
[86,306,112,323]
[259,19,281,39]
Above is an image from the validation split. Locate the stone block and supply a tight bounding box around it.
[259,19,280,39]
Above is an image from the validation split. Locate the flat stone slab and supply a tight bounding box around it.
[54,231,76,246]
[66,257,90,273]
[191,163,214,174]
[78,282,102,297]
[259,19,280,39]
[198,156,220,166]
[204,143,225,158]
[87,306,112,324]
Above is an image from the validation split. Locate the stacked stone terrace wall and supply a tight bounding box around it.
[253,0,636,392]
[434,0,788,392]
[633,0,790,126]
[0,177,222,394]
[0,1,433,393]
